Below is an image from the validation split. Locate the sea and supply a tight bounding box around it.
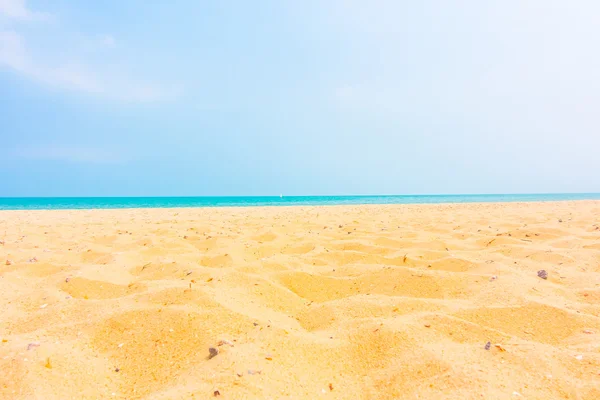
[0,193,599,210]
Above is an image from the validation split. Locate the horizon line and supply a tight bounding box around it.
[1,192,600,199]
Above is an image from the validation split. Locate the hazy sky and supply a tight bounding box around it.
[1,0,599,196]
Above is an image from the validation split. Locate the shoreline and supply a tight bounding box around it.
[1,193,600,211]
[1,198,599,214]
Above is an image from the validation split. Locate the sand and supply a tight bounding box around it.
[1,201,600,399]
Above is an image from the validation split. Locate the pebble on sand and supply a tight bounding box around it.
[208,347,219,359]
[537,270,548,280]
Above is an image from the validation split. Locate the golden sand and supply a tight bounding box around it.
[1,201,599,399]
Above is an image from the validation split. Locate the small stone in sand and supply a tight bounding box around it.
[208,347,219,359]
[537,270,548,280]
[65,277,70,283]
[484,342,491,350]
[213,390,221,396]
[5,260,11,266]
[29,257,38,263]
[489,275,497,282]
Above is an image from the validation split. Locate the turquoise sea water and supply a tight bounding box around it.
[0,193,599,210]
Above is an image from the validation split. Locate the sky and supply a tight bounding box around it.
[1,0,599,197]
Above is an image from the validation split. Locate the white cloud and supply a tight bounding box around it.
[0,1,177,102]
[11,146,127,164]
[0,30,103,93]
[98,34,115,48]
[0,0,51,21]
[0,30,178,102]
[0,30,27,69]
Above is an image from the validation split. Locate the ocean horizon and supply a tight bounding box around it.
[1,193,599,210]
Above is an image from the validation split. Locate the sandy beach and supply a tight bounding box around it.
[1,201,599,399]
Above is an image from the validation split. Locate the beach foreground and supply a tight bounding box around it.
[1,201,600,399]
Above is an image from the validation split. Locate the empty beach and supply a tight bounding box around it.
[1,201,600,399]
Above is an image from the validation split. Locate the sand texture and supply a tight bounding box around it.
[1,201,600,399]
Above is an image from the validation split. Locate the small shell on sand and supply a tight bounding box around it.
[247,369,262,375]
[217,339,234,347]
[27,342,40,351]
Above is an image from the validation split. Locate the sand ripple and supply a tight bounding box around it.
[1,201,600,399]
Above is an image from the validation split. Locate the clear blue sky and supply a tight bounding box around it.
[1,0,599,197]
